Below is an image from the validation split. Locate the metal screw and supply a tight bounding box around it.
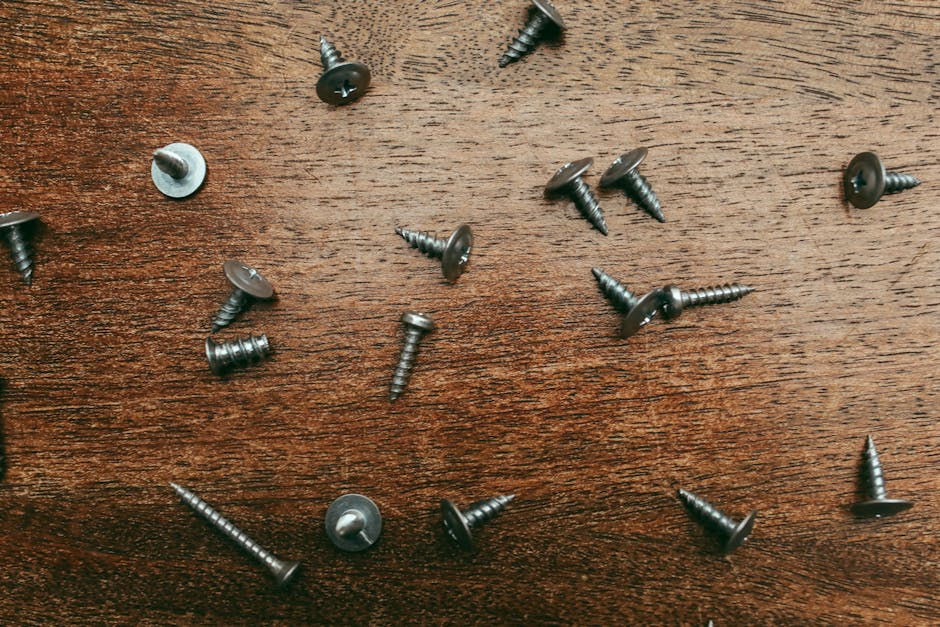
[659,283,754,321]
[325,494,382,552]
[151,143,206,198]
[170,482,301,587]
[545,158,608,235]
[0,211,40,285]
[677,488,756,555]
[600,148,665,223]
[396,224,474,283]
[441,494,515,550]
[498,0,565,67]
[843,151,921,209]
[389,312,435,402]
[592,268,638,313]
[619,289,666,339]
[851,435,913,518]
[317,37,371,106]
[211,261,275,333]
[205,334,272,375]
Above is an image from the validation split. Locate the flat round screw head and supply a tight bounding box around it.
[325,494,382,552]
[204,337,222,375]
[0,211,40,229]
[441,224,474,282]
[316,62,371,106]
[151,142,206,198]
[722,511,756,554]
[532,0,566,29]
[272,560,302,587]
[440,499,474,549]
[545,157,593,194]
[599,148,648,187]
[401,311,436,332]
[620,289,665,339]
[659,284,684,320]
[843,151,886,209]
[851,498,914,519]
[223,261,274,299]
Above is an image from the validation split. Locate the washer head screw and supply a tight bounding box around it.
[325,494,382,552]
[317,37,371,106]
[620,283,754,339]
[600,148,665,223]
[851,435,913,518]
[545,158,609,235]
[151,143,206,198]
[843,151,921,209]
[677,488,756,555]
[211,261,275,332]
[396,224,474,283]
[499,0,565,67]
[205,334,272,376]
[0,211,40,285]
[441,494,515,550]
[389,312,435,402]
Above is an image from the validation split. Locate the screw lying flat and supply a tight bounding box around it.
[441,494,515,550]
[592,268,639,313]
[619,289,667,339]
[0,211,40,285]
[396,224,474,283]
[545,158,608,235]
[677,489,756,555]
[205,334,272,375]
[170,482,301,587]
[325,494,383,552]
[499,0,565,67]
[851,436,913,519]
[316,37,371,106]
[659,283,754,321]
[211,261,275,332]
[151,143,207,198]
[600,148,665,223]
[843,152,921,209]
[389,312,435,402]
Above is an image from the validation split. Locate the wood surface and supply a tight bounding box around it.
[0,0,938,624]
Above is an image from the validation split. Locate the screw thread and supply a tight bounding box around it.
[211,289,250,333]
[2,225,34,285]
[152,148,190,179]
[569,177,608,235]
[592,268,638,312]
[389,328,427,401]
[677,489,738,536]
[462,495,515,529]
[320,36,345,70]
[681,283,753,308]
[207,334,271,374]
[622,169,665,222]
[862,436,888,500]
[395,227,447,259]
[498,10,551,67]
[884,171,921,194]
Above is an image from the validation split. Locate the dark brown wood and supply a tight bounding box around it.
[0,0,938,623]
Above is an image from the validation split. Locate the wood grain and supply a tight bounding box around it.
[0,0,938,623]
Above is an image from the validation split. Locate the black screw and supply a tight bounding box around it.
[205,334,272,376]
[600,148,665,223]
[677,489,756,555]
[389,312,435,402]
[317,37,371,106]
[843,152,920,209]
[0,211,39,285]
[211,261,275,332]
[396,224,474,283]
[545,158,608,235]
[499,0,565,67]
[441,494,515,550]
[592,268,639,313]
[851,435,913,519]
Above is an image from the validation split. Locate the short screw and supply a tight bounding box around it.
[851,435,913,518]
[316,37,371,106]
[592,268,638,313]
[600,148,665,223]
[0,211,40,285]
[498,0,565,67]
[843,151,921,209]
[205,334,272,376]
[389,312,435,402]
[325,494,383,552]
[441,494,515,550]
[170,482,300,587]
[396,224,474,283]
[659,283,754,320]
[677,488,756,555]
[151,143,207,198]
[211,261,275,333]
[545,157,608,235]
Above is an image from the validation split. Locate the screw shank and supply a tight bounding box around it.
[319,36,345,70]
[498,10,551,67]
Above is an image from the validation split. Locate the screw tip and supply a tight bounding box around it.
[591,267,603,279]
[389,391,400,402]
[498,57,510,68]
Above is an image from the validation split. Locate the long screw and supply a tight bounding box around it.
[170,482,301,587]
[389,312,435,402]
[211,261,275,332]
[600,148,665,223]
[659,283,754,320]
[843,152,921,209]
[0,211,40,285]
[545,158,608,235]
[205,334,272,375]
[851,436,913,518]
[677,489,756,555]
[396,224,474,283]
[499,0,566,67]
[316,37,371,106]
[441,495,515,550]
[592,268,638,313]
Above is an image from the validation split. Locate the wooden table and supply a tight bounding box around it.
[1,1,938,623]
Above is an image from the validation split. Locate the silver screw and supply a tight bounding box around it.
[545,157,608,235]
[677,488,756,555]
[851,436,913,519]
[316,37,371,106]
[441,494,515,550]
[0,211,40,285]
[621,283,754,339]
[389,312,435,402]
[211,261,275,332]
[151,143,206,198]
[325,494,383,552]
[205,334,272,375]
[170,482,301,587]
[498,0,565,67]
[843,152,921,209]
[395,224,474,283]
[592,268,638,313]
[600,148,665,223]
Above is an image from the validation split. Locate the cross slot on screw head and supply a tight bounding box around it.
[843,151,921,209]
[316,37,371,106]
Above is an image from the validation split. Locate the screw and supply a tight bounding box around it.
[389,312,435,402]
[659,283,754,320]
[851,435,913,518]
[441,494,515,550]
[619,289,666,339]
[498,0,565,67]
[151,143,207,198]
[677,488,756,555]
[211,261,275,333]
[545,158,608,235]
[316,37,371,106]
[600,148,665,223]
[205,334,272,376]
[0,211,40,285]
[592,268,638,313]
[396,224,474,283]
[170,482,300,587]
[843,152,921,209]
[325,494,383,552]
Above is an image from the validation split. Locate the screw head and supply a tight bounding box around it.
[532,0,566,29]
[440,499,474,549]
[401,311,435,332]
[0,211,40,229]
[659,284,684,320]
[316,62,371,106]
[843,152,886,209]
[271,559,302,588]
[599,148,648,188]
[325,494,383,552]
[151,143,207,198]
[851,498,914,519]
[441,224,474,283]
[223,261,274,299]
[204,337,223,375]
[545,157,593,194]
[722,511,756,554]
[620,289,665,339]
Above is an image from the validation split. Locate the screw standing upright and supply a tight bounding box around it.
[151,143,207,198]
[600,148,665,223]
[0,211,40,285]
[389,312,435,401]
[317,37,371,106]
[499,0,565,67]
[851,436,913,518]
[546,158,609,235]
[211,261,275,332]
[325,494,383,552]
